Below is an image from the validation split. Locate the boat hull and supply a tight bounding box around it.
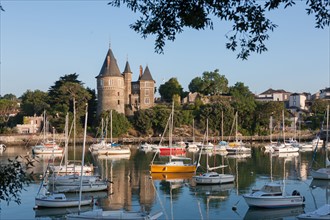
[35,197,92,208]
[243,195,304,208]
[193,174,235,185]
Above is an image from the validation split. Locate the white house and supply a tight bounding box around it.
[289,93,308,110]
[256,88,291,102]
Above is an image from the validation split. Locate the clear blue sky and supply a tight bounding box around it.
[0,1,329,98]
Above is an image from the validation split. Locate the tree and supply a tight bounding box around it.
[229,82,256,135]
[2,94,17,101]
[0,99,19,125]
[100,110,131,138]
[20,90,49,116]
[108,0,329,59]
[189,69,228,96]
[158,77,183,102]
[252,101,285,135]
[133,109,155,135]
[48,73,92,133]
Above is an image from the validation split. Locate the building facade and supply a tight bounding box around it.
[96,48,155,116]
[256,88,291,102]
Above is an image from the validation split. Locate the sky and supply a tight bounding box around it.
[0,1,329,98]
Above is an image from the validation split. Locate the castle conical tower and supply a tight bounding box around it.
[96,49,125,115]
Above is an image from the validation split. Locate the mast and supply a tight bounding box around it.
[326,105,329,167]
[282,110,285,144]
[78,103,88,211]
[270,115,273,143]
[193,119,195,143]
[169,101,174,147]
[221,111,224,141]
[110,110,113,144]
[235,112,238,143]
[73,97,76,173]
[206,118,209,172]
[65,113,69,173]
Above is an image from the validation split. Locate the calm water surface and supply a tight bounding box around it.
[0,145,328,220]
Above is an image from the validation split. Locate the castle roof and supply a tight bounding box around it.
[97,49,122,78]
[140,65,154,81]
[123,61,132,73]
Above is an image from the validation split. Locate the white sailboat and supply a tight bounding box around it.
[193,119,235,185]
[96,110,131,156]
[272,110,299,153]
[310,105,330,180]
[32,111,63,155]
[34,159,92,208]
[49,113,94,175]
[67,106,162,219]
[49,107,107,193]
[226,112,250,154]
[243,156,305,208]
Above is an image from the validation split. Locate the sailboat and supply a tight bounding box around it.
[150,102,197,173]
[96,110,131,156]
[243,156,305,208]
[193,118,235,185]
[310,105,330,180]
[32,111,63,155]
[34,158,92,208]
[226,112,250,154]
[272,110,299,153]
[49,106,107,193]
[67,105,163,219]
[49,113,94,175]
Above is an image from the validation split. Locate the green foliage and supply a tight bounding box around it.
[108,0,329,59]
[100,110,131,138]
[0,156,35,205]
[189,70,229,96]
[229,82,256,135]
[20,90,49,116]
[310,99,330,115]
[47,74,92,133]
[0,99,19,126]
[133,109,154,135]
[252,101,285,135]
[158,78,183,102]
[152,105,171,135]
[198,102,234,136]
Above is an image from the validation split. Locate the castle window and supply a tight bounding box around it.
[118,100,120,105]
[145,97,150,104]
[109,79,113,86]
[118,92,120,96]
[145,89,149,96]
[100,79,104,87]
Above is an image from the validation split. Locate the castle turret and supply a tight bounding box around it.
[123,60,132,106]
[139,65,155,109]
[96,49,125,115]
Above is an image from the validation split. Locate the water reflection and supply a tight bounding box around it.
[0,145,329,220]
[243,206,304,220]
